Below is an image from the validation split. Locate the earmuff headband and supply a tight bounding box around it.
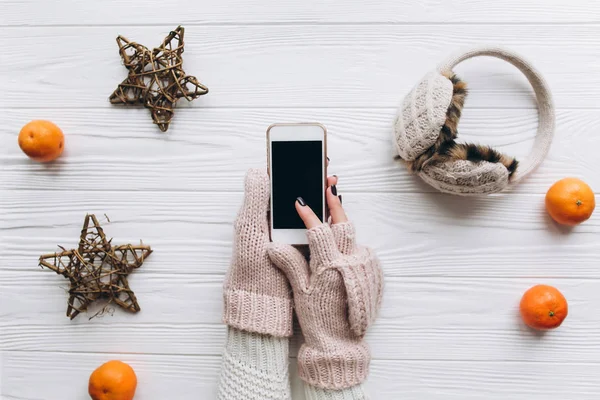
[437,47,555,184]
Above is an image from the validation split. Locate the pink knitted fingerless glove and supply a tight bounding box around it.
[268,222,383,389]
[223,169,293,337]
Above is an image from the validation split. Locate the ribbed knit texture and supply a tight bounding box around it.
[268,222,384,390]
[223,169,293,337]
[305,384,369,400]
[217,328,370,400]
[217,327,292,400]
[394,46,555,195]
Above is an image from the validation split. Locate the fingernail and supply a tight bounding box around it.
[333,174,337,178]
[338,195,342,204]
[296,197,306,206]
[331,185,337,196]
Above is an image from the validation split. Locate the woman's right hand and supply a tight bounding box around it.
[267,176,384,390]
[295,175,347,228]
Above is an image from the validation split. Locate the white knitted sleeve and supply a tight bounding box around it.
[305,383,369,400]
[217,327,292,400]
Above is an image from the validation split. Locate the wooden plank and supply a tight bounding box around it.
[2,351,600,400]
[0,352,229,400]
[2,273,600,362]
[1,190,599,277]
[367,359,600,400]
[2,0,600,25]
[1,108,598,194]
[1,25,599,109]
[3,232,600,278]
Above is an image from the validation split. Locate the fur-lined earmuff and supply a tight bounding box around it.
[447,143,518,178]
[393,46,554,196]
[397,72,518,180]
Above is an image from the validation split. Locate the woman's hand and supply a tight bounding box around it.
[267,174,384,390]
[222,169,293,337]
[295,175,347,228]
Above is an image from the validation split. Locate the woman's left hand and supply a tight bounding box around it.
[222,169,294,337]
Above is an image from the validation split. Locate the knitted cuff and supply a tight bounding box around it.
[218,327,292,400]
[223,289,293,337]
[298,343,371,390]
[305,383,369,400]
[224,327,290,374]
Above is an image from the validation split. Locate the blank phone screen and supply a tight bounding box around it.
[271,140,324,229]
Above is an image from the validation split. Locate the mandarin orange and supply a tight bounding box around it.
[520,284,568,330]
[18,120,64,162]
[546,178,595,225]
[89,360,137,400]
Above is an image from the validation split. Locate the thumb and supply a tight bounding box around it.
[236,169,270,229]
[267,243,310,293]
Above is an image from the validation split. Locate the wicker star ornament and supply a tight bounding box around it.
[39,215,152,320]
[109,26,208,132]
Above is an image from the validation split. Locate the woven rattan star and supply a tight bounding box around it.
[39,214,152,320]
[109,26,208,132]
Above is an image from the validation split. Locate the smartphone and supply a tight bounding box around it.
[267,123,327,245]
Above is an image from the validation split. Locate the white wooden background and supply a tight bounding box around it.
[1,1,600,399]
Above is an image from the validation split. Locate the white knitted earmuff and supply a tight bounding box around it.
[394,46,555,196]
